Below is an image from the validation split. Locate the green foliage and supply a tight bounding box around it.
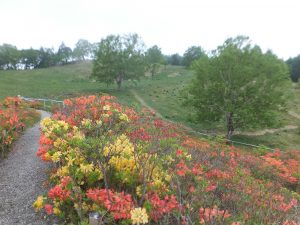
[36,47,58,68]
[145,45,164,78]
[286,55,300,82]
[73,39,93,61]
[92,34,146,89]
[183,36,291,139]
[20,48,40,69]
[57,42,73,65]
[0,44,20,70]
[166,54,183,66]
[182,46,206,68]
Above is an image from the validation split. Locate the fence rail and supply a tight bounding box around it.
[18,95,276,152]
[18,95,64,108]
[186,129,276,151]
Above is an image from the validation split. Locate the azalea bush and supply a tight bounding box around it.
[0,97,40,158]
[35,95,300,224]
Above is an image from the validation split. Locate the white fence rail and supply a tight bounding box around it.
[18,95,64,108]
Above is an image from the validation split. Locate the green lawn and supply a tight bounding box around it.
[0,62,299,150]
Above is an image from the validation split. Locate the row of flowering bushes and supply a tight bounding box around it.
[34,95,300,224]
[0,97,40,158]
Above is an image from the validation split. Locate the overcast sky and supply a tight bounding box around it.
[0,0,299,59]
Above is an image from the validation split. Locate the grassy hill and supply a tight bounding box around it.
[0,62,299,149]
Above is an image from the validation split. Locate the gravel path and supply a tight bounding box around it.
[0,110,52,225]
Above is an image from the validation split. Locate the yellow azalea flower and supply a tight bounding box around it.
[57,166,69,177]
[165,174,171,182]
[81,118,92,127]
[96,120,102,126]
[53,138,68,149]
[33,196,44,212]
[94,168,103,180]
[41,118,52,127]
[92,204,99,211]
[57,120,69,131]
[53,207,61,215]
[82,202,89,211]
[136,186,142,197]
[103,105,110,111]
[119,113,129,122]
[80,163,94,174]
[153,178,164,188]
[130,207,149,224]
[66,156,75,166]
[51,151,62,163]
[186,154,192,160]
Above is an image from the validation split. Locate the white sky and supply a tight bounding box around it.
[0,0,299,59]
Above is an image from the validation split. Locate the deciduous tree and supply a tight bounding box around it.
[183,36,291,139]
[0,44,20,70]
[73,39,92,61]
[92,34,145,90]
[286,55,300,82]
[145,45,164,78]
[182,46,206,68]
[57,42,72,65]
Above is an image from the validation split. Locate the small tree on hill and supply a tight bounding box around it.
[73,39,92,61]
[36,47,57,68]
[183,36,291,139]
[167,53,182,66]
[0,44,20,70]
[145,45,164,78]
[57,42,72,65]
[182,46,206,68]
[20,48,39,69]
[91,34,145,90]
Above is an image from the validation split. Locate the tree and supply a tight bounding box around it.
[183,36,290,139]
[57,42,72,64]
[0,44,20,70]
[20,48,39,69]
[92,34,145,90]
[73,39,92,61]
[168,54,182,65]
[286,55,300,82]
[182,46,206,68]
[36,47,57,68]
[145,45,164,78]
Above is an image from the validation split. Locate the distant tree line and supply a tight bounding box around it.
[1,34,299,84]
[286,55,300,82]
[0,39,98,70]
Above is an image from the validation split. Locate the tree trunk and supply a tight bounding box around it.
[151,67,155,79]
[226,112,234,140]
[115,74,123,90]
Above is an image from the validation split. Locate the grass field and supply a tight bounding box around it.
[0,62,299,149]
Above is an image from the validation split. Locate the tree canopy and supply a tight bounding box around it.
[145,45,164,78]
[286,55,300,82]
[183,36,291,139]
[182,46,206,68]
[73,39,93,61]
[165,54,183,66]
[57,42,72,65]
[91,33,145,89]
[0,44,20,70]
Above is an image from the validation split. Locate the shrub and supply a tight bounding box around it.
[34,96,300,224]
[0,97,40,158]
